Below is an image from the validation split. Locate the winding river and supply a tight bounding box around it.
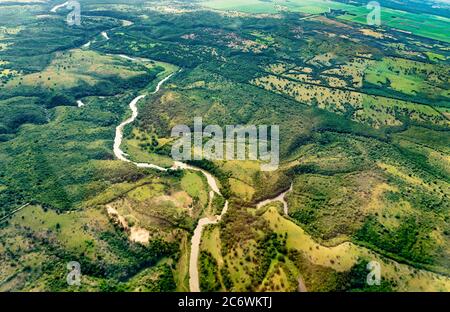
[256,183,293,215]
[189,200,229,292]
[57,7,296,289]
[49,1,228,289]
[112,68,228,292]
[113,72,175,171]
[112,78,299,290]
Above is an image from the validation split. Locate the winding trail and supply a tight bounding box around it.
[112,66,228,292]
[298,276,308,292]
[0,203,30,224]
[118,54,138,61]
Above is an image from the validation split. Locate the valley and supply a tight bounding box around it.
[0,0,449,293]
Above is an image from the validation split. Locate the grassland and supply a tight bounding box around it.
[337,6,450,43]
[363,57,450,105]
[0,202,179,291]
[201,0,279,14]
[0,166,211,291]
[252,74,448,128]
[199,204,450,291]
[201,0,450,43]
[202,0,351,15]
[5,49,148,89]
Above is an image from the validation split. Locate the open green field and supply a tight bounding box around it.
[201,0,450,43]
[338,6,450,43]
[200,203,450,291]
[201,0,350,14]
[201,0,279,14]
[5,49,151,90]
[364,57,449,97]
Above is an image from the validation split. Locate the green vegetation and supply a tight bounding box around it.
[0,205,179,291]
[0,0,449,292]
[202,0,450,42]
[199,251,222,291]
[338,6,450,43]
